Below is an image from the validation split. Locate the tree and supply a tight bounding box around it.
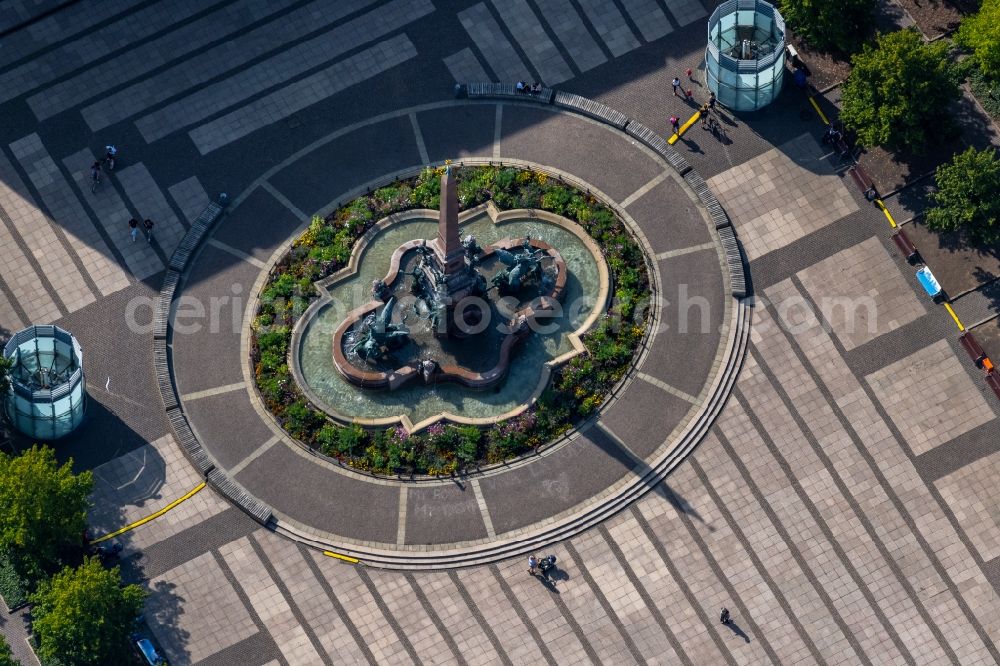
[0,445,92,579]
[926,146,1000,243]
[0,355,11,398]
[779,0,876,53]
[30,558,145,666]
[956,0,1000,77]
[0,636,17,666]
[840,29,959,152]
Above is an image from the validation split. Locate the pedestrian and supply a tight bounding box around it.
[686,67,693,80]
[527,554,539,575]
[685,88,694,104]
[720,608,731,625]
[143,218,154,243]
[669,115,680,135]
[672,76,681,96]
[700,102,710,127]
[708,91,716,111]
[128,218,139,243]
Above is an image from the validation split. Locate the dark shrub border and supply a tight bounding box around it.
[251,165,651,476]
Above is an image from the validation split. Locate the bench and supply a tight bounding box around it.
[553,91,630,129]
[466,82,554,104]
[892,229,919,263]
[959,332,987,366]
[849,165,877,201]
[986,369,1000,400]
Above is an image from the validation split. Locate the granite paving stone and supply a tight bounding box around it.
[80,0,379,132]
[707,134,859,261]
[797,236,926,350]
[574,0,641,57]
[220,536,325,665]
[489,0,574,85]
[498,106,662,202]
[416,105,496,163]
[936,450,1000,562]
[458,3,531,82]
[532,0,607,73]
[146,551,258,665]
[139,0,432,145]
[9,132,130,297]
[308,551,417,665]
[865,339,994,456]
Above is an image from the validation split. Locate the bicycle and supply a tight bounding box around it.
[89,164,102,193]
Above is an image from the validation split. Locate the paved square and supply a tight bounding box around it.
[936,450,1000,562]
[797,236,926,350]
[706,133,858,260]
[146,552,257,664]
[865,339,994,455]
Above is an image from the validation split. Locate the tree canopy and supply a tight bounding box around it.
[840,29,959,152]
[0,445,92,578]
[779,0,876,53]
[0,636,17,666]
[30,558,145,666]
[956,0,1000,77]
[926,146,1000,244]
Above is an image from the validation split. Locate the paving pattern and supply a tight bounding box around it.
[1,1,999,665]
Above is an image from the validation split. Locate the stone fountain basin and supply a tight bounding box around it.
[332,236,567,391]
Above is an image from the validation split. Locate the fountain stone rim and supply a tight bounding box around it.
[288,201,610,434]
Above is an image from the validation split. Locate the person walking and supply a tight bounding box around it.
[720,608,731,625]
[128,218,139,243]
[708,91,717,111]
[143,218,154,243]
[686,67,693,81]
[700,102,711,127]
[527,554,539,575]
[669,115,680,136]
[672,77,681,96]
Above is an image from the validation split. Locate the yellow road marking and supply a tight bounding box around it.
[90,482,206,544]
[943,302,965,332]
[874,199,898,229]
[667,111,701,145]
[808,96,830,125]
[322,550,360,564]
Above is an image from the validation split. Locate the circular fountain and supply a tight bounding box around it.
[292,167,607,431]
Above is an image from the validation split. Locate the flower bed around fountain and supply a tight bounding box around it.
[252,165,651,476]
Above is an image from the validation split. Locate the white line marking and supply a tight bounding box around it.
[620,171,669,208]
[654,242,716,260]
[262,181,309,221]
[471,478,496,538]
[397,485,408,546]
[409,112,430,165]
[207,238,266,268]
[637,372,699,404]
[493,104,503,159]
[229,435,280,477]
[180,381,247,402]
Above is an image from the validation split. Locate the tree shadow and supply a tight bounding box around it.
[141,579,191,666]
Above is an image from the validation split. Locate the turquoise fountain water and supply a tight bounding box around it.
[297,213,601,424]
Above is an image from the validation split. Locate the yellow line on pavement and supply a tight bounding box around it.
[808,96,830,125]
[943,303,965,331]
[91,482,206,543]
[667,111,701,145]
[874,199,898,229]
[322,550,360,564]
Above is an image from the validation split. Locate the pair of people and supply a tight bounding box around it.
[515,81,543,94]
[128,217,154,243]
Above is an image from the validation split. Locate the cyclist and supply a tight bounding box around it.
[89,161,102,190]
[104,145,118,170]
